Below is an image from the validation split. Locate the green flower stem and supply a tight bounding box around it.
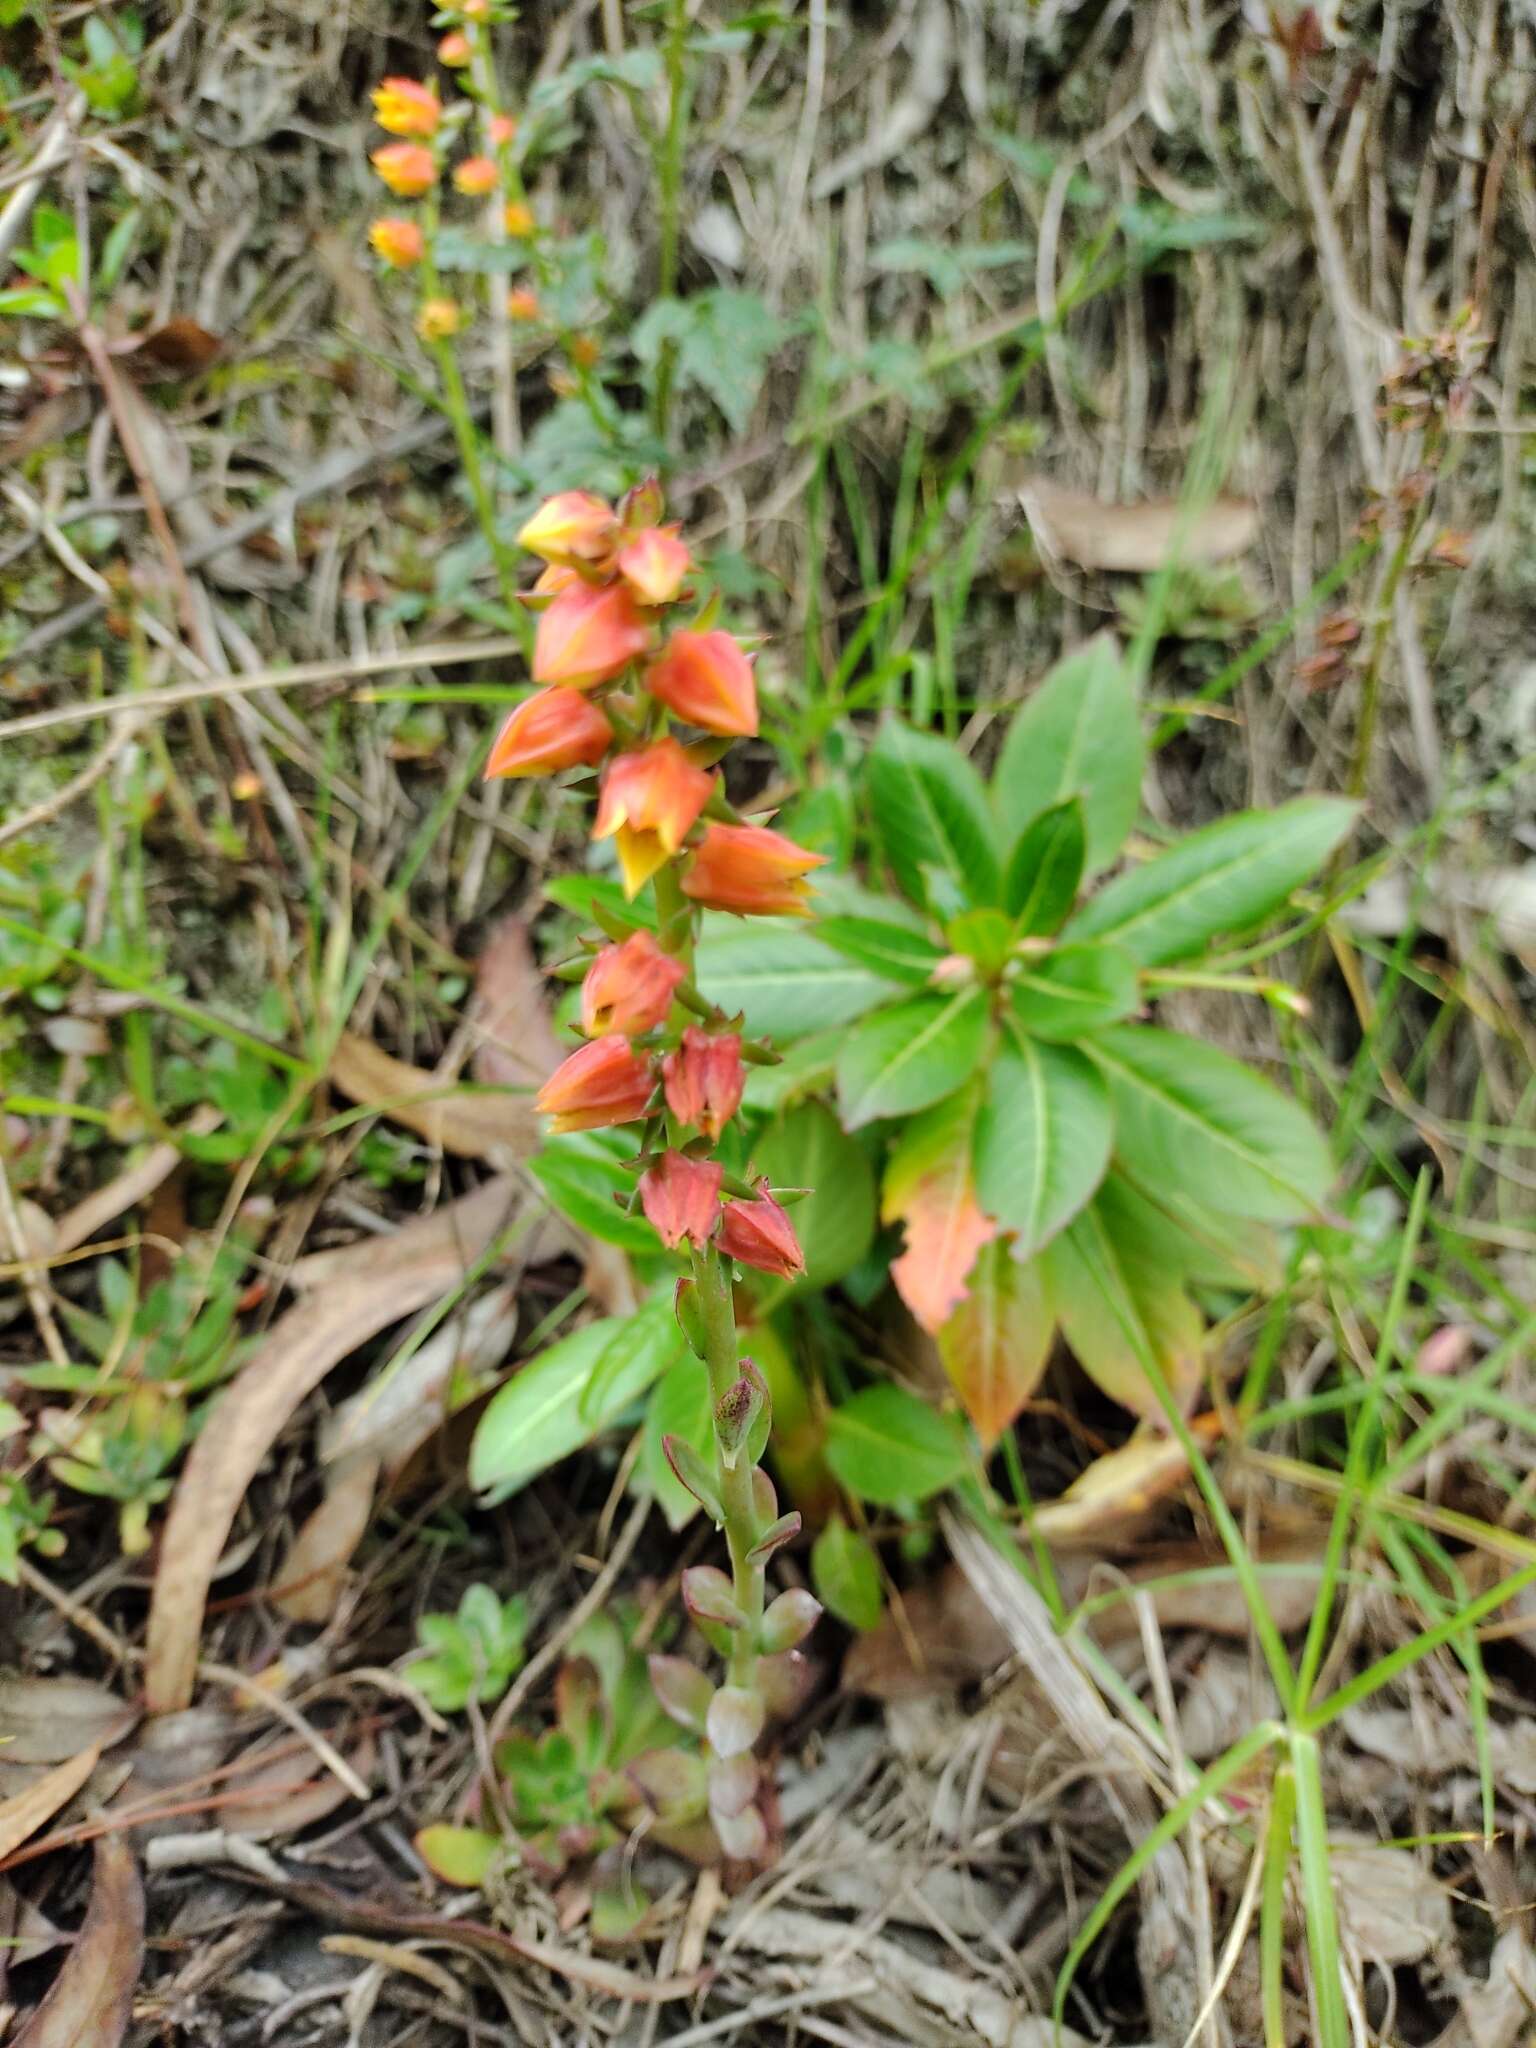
[418,188,526,629]
[651,0,691,437]
[691,1239,764,1691]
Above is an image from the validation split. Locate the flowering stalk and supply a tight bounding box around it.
[488,483,824,1862]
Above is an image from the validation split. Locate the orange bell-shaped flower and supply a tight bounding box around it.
[534,1037,654,1134]
[453,155,498,196]
[645,630,757,736]
[532,580,649,690]
[486,687,612,779]
[640,1151,723,1250]
[368,218,426,268]
[616,527,691,607]
[681,822,823,916]
[593,740,714,897]
[580,930,684,1037]
[371,143,438,196]
[661,1028,744,1141]
[718,1187,804,1279]
[372,78,442,137]
[517,491,617,568]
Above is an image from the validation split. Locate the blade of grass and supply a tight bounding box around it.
[1290,1732,1349,2048]
[1052,1720,1283,2040]
[1260,1761,1296,2048]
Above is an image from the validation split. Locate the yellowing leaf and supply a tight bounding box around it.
[1032,1415,1221,1543]
[937,1240,1053,1445]
[883,1086,996,1334]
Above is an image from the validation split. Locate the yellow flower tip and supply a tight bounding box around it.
[368,217,425,268]
[503,200,535,237]
[371,142,438,197]
[372,78,441,137]
[438,30,472,66]
[416,296,461,341]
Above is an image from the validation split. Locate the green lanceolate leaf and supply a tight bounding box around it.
[532,1133,661,1254]
[470,1306,683,1499]
[1008,942,1140,1039]
[835,986,989,1131]
[867,717,1001,910]
[580,1294,681,1425]
[811,1515,884,1630]
[992,634,1143,872]
[814,914,945,987]
[752,1101,876,1288]
[1003,796,1087,932]
[1041,1182,1204,1416]
[1088,1025,1333,1222]
[695,919,900,1040]
[1067,797,1357,966]
[825,1385,969,1506]
[973,1027,1111,1256]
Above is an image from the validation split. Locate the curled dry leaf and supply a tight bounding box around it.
[269,1451,381,1625]
[145,1176,521,1713]
[329,1034,539,1162]
[0,1745,103,1863]
[274,1279,522,1617]
[12,1833,144,2048]
[224,1733,378,1840]
[1031,1416,1222,1547]
[320,1279,519,1476]
[469,915,566,1093]
[1015,475,1259,573]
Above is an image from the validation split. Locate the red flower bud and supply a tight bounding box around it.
[534,1037,653,1134]
[645,630,757,736]
[640,1151,723,1250]
[593,740,714,897]
[662,1028,744,1141]
[718,1188,804,1280]
[532,580,649,690]
[616,526,691,607]
[486,686,612,778]
[517,491,617,568]
[682,822,824,917]
[438,30,472,65]
[580,929,684,1037]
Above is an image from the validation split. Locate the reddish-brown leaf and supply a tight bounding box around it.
[144,1177,520,1713]
[883,1088,995,1334]
[12,1833,143,2048]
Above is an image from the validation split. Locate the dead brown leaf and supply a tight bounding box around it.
[144,1176,522,1713]
[470,916,565,1091]
[12,1833,144,2048]
[270,1451,381,1624]
[0,1746,103,1863]
[121,318,222,379]
[1016,475,1259,573]
[319,1279,518,1477]
[0,1677,138,1766]
[329,1033,539,1162]
[224,1734,378,1840]
[1031,1418,1222,1547]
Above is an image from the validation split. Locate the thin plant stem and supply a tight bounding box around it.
[652,0,691,436]
[691,1241,765,1689]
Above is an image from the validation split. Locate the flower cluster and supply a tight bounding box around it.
[494,484,823,1278]
[364,7,561,347]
